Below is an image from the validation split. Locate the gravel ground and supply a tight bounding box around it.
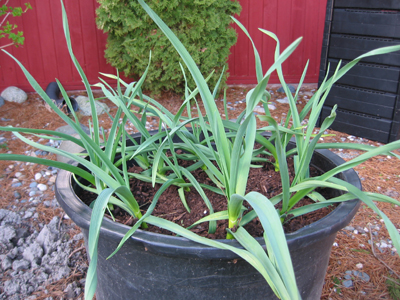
[0,155,87,299]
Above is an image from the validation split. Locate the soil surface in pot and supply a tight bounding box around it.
[82,153,336,239]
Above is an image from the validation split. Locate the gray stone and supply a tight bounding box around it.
[64,282,77,298]
[51,265,71,281]
[36,225,57,255]
[0,96,4,107]
[76,95,110,116]
[23,242,43,264]
[342,279,353,288]
[15,227,30,241]
[1,211,21,225]
[1,86,27,103]
[29,182,37,188]
[11,182,22,188]
[30,270,48,286]
[56,134,86,164]
[0,225,16,244]
[55,124,90,135]
[14,191,21,199]
[3,279,21,295]
[353,271,370,282]
[1,254,12,270]
[0,209,9,221]
[7,247,19,259]
[12,259,30,271]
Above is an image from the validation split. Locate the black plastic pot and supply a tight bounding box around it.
[55,139,361,300]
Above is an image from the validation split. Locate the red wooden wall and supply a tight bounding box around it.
[0,0,327,93]
[227,0,328,85]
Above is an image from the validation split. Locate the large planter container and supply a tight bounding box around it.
[55,139,361,300]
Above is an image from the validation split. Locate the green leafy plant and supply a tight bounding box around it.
[0,1,32,49]
[96,0,241,94]
[1,0,400,299]
[387,276,400,300]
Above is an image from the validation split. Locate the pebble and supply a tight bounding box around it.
[23,211,34,219]
[353,271,370,282]
[34,173,42,181]
[13,192,21,199]
[37,184,47,192]
[342,280,353,288]
[29,182,37,188]
[277,97,289,104]
[356,263,363,269]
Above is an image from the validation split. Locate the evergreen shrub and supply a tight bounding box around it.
[96,0,241,94]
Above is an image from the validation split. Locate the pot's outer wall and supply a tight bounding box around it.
[55,143,361,300]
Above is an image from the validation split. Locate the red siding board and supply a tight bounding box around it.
[23,0,45,85]
[51,0,73,87]
[0,0,327,92]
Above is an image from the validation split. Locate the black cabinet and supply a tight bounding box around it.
[319,0,400,143]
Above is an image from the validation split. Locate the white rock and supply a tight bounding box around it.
[34,173,42,181]
[1,86,27,103]
[380,242,388,248]
[37,184,47,191]
[277,97,289,104]
[356,263,363,269]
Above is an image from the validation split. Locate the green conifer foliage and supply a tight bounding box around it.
[96,0,241,94]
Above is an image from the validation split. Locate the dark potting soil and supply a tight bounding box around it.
[81,155,336,240]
